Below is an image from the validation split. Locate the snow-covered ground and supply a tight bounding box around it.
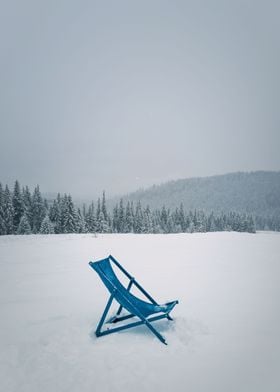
[0,232,279,392]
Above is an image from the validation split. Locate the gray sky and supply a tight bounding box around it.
[0,0,279,197]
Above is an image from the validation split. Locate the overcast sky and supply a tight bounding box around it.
[0,0,279,197]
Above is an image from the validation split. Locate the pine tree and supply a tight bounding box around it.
[0,183,6,235]
[12,180,24,232]
[179,203,186,232]
[172,208,181,233]
[186,211,195,233]
[192,210,198,232]
[222,213,230,231]
[44,198,49,214]
[118,199,125,233]
[151,210,160,233]
[231,212,239,232]
[124,202,134,233]
[40,215,54,234]
[3,185,14,234]
[143,205,153,233]
[195,211,206,232]
[112,204,119,232]
[49,196,62,233]
[32,185,46,233]
[61,195,78,233]
[76,208,86,233]
[208,212,216,232]
[17,213,32,234]
[184,211,191,232]
[247,215,256,233]
[0,214,5,235]
[239,214,247,232]
[96,198,101,231]
[101,191,108,221]
[85,202,97,233]
[160,206,168,233]
[22,186,33,225]
[134,201,143,233]
[188,221,195,233]
[166,211,174,233]
[98,211,110,233]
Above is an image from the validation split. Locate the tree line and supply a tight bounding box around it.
[0,180,259,235]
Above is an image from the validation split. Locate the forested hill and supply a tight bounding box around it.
[113,171,280,217]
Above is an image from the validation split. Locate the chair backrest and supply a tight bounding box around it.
[89,257,161,317]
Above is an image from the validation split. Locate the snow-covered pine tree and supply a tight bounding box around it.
[236,213,242,231]
[12,180,25,232]
[96,198,101,232]
[101,191,108,221]
[184,211,191,232]
[186,211,195,233]
[207,212,216,232]
[17,213,32,234]
[98,211,110,233]
[59,194,67,233]
[179,203,186,232]
[40,215,54,234]
[49,197,62,233]
[143,205,153,233]
[160,206,168,233]
[0,212,4,235]
[62,195,78,233]
[59,195,66,233]
[0,183,6,235]
[112,204,119,232]
[195,211,207,232]
[134,201,143,233]
[230,213,238,231]
[44,198,49,214]
[118,199,125,233]
[152,209,163,234]
[247,215,256,233]
[56,193,63,233]
[22,186,33,226]
[76,208,86,233]
[221,213,229,231]
[83,203,90,233]
[3,185,14,234]
[192,210,198,232]
[238,214,246,232]
[84,202,96,233]
[166,211,175,233]
[82,204,87,223]
[124,201,134,233]
[172,208,182,233]
[31,185,46,233]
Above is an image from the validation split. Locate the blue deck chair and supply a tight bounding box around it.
[89,255,178,345]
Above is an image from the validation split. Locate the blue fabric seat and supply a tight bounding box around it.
[89,255,179,345]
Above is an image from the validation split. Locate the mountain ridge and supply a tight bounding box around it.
[109,171,280,218]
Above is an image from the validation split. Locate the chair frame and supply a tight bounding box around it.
[90,255,177,345]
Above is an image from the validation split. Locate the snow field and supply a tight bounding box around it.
[0,232,279,392]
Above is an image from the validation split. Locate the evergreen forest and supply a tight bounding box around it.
[0,180,265,235]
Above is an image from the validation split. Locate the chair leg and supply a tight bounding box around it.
[95,293,115,337]
[145,320,167,345]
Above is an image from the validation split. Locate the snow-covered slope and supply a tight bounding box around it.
[0,233,279,392]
